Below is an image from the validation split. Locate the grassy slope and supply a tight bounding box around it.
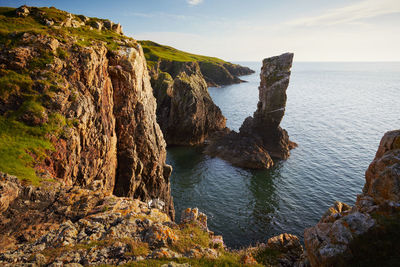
[0,6,134,185]
[139,40,228,68]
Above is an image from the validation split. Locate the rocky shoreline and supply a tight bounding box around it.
[0,5,399,267]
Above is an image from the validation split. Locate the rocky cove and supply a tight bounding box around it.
[0,5,400,267]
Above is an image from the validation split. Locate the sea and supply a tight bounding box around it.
[167,61,400,248]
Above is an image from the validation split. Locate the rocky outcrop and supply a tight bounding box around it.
[150,61,226,145]
[304,130,400,266]
[0,173,223,266]
[14,5,123,34]
[0,7,173,218]
[108,47,173,217]
[198,62,254,87]
[139,40,255,88]
[205,53,296,169]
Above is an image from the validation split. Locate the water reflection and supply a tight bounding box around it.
[168,145,284,247]
[168,62,400,248]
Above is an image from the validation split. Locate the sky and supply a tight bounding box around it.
[2,0,400,61]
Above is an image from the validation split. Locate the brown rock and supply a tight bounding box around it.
[109,46,174,219]
[0,30,174,218]
[364,129,400,203]
[267,233,304,266]
[151,61,226,145]
[205,53,296,169]
[304,130,400,267]
[15,5,30,17]
[112,23,123,34]
[0,174,20,213]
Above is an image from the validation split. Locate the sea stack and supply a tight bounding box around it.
[205,53,296,169]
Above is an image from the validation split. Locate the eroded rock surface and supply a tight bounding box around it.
[0,8,173,218]
[304,130,400,267]
[0,174,223,266]
[150,61,226,145]
[205,53,296,169]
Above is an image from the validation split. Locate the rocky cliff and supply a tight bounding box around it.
[0,6,174,217]
[150,60,227,145]
[304,130,400,266]
[140,40,255,87]
[205,53,296,169]
[140,40,254,146]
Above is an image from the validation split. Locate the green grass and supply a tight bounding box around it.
[0,69,33,100]
[0,6,135,51]
[139,40,227,68]
[98,251,263,267]
[171,223,212,253]
[0,116,53,185]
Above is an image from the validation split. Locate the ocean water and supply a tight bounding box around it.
[167,61,400,248]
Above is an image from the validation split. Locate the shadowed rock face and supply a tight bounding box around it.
[0,21,174,217]
[304,130,400,267]
[109,47,174,218]
[205,53,296,169]
[150,61,227,145]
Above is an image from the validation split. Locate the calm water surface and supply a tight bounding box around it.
[167,62,400,248]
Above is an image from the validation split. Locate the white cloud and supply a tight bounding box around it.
[288,0,400,27]
[187,0,203,6]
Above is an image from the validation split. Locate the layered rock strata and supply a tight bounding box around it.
[205,53,296,169]
[0,7,174,217]
[150,61,227,145]
[304,130,400,266]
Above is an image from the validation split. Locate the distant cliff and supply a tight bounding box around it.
[150,60,227,145]
[0,6,174,217]
[139,40,254,146]
[139,40,254,87]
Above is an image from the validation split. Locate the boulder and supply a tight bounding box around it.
[15,6,30,17]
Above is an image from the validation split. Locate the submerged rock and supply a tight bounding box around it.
[205,53,296,169]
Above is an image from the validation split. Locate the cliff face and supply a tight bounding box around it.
[205,53,296,169]
[304,130,400,266]
[139,40,255,146]
[0,6,173,217]
[150,60,227,145]
[140,40,255,88]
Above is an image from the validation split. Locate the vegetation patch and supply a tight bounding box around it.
[172,223,211,253]
[139,40,228,69]
[100,251,263,267]
[0,116,53,185]
[252,245,280,266]
[0,69,33,100]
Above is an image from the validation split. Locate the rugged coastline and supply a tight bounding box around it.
[141,41,254,146]
[0,5,399,267]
